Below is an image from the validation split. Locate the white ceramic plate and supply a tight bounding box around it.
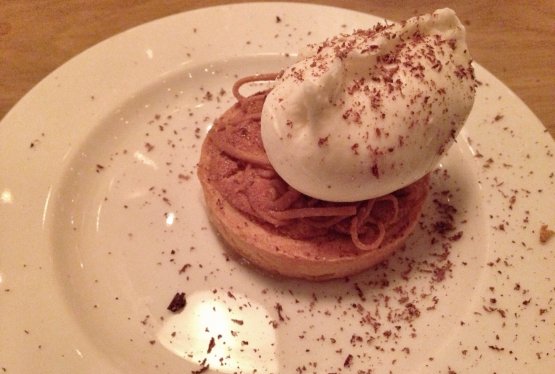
[1,3,554,373]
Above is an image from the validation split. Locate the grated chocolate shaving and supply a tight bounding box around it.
[167,292,186,313]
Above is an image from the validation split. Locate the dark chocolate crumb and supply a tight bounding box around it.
[167,292,186,313]
[191,360,210,374]
[343,354,353,367]
[275,302,285,322]
[488,345,505,351]
[179,264,192,274]
[144,142,155,152]
[207,337,215,353]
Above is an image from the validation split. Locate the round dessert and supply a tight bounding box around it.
[197,9,475,280]
[198,78,429,280]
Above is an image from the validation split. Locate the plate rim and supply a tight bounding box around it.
[1,2,553,373]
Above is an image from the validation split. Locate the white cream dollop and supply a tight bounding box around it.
[261,8,475,202]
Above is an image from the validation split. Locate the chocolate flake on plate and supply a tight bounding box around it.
[167,292,186,313]
[539,224,554,243]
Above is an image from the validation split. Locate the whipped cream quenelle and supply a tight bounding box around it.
[261,8,476,202]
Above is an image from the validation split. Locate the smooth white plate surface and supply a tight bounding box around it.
[1,3,554,373]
